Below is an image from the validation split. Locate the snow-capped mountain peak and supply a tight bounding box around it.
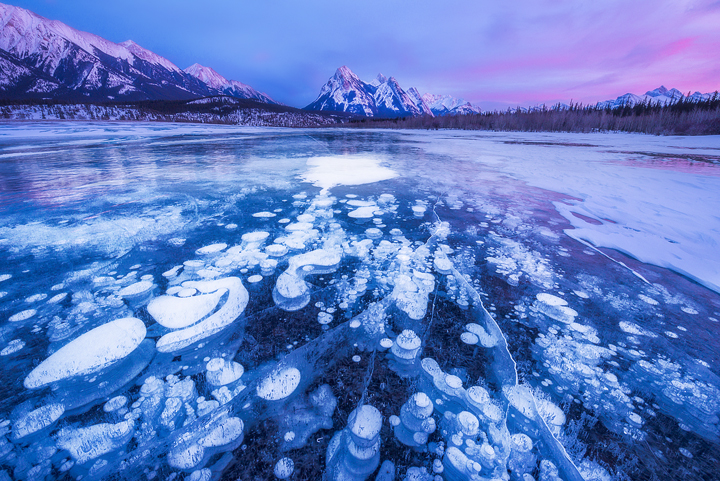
[0,2,277,103]
[596,86,714,109]
[184,63,229,90]
[421,93,481,115]
[369,73,387,87]
[306,65,480,117]
[119,39,181,72]
[183,63,278,104]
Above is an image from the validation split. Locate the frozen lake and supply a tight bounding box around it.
[0,122,719,481]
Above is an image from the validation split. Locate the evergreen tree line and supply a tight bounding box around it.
[347,92,720,135]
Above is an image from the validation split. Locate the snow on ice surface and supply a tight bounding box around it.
[301,155,398,191]
[0,122,719,481]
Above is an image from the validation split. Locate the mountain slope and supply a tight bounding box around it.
[184,63,278,104]
[0,2,273,103]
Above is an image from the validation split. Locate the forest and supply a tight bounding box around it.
[348,93,720,135]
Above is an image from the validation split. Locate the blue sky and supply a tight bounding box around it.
[8,0,720,108]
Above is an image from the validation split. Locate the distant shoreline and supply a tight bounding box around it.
[2,96,718,135]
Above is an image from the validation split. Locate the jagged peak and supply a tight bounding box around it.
[334,65,357,79]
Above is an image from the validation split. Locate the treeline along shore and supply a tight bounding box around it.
[346,94,720,135]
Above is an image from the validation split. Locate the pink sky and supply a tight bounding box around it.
[10,0,720,108]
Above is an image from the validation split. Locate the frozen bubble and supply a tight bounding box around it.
[536,293,567,306]
[188,469,211,481]
[156,277,249,353]
[168,238,186,247]
[199,417,244,447]
[318,312,333,325]
[511,433,533,452]
[627,412,643,426]
[445,375,462,389]
[297,213,315,223]
[389,415,401,427]
[266,244,288,257]
[679,448,693,458]
[206,358,244,386]
[253,212,277,218]
[242,231,270,243]
[619,321,657,338]
[177,288,197,298]
[163,265,183,277]
[574,290,589,298]
[12,403,65,440]
[26,293,47,303]
[104,396,128,413]
[47,292,68,304]
[148,289,224,329]
[166,286,183,295]
[457,411,479,436]
[395,329,421,351]
[348,206,377,219]
[274,457,294,479]
[434,256,453,274]
[257,367,301,401]
[352,355,362,362]
[390,228,403,236]
[183,260,205,272]
[681,306,698,315]
[638,294,659,305]
[196,243,227,255]
[365,227,382,239]
[460,332,479,345]
[349,405,382,444]
[118,280,153,298]
[1,339,26,356]
[0,274,11,282]
[225,224,238,230]
[9,309,36,322]
[24,317,147,389]
[285,222,313,232]
[284,431,296,442]
[665,331,679,338]
[278,218,291,224]
[466,386,490,406]
[379,338,393,349]
[248,275,263,283]
[412,205,426,216]
[57,420,135,464]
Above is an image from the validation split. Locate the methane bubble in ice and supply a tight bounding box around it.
[147,289,224,329]
[274,457,294,479]
[156,277,248,353]
[24,317,146,389]
[257,367,301,401]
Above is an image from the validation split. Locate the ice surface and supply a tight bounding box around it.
[1,124,718,481]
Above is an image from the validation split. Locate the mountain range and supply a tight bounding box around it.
[0,2,716,119]
[0,2,277,103]
[595,86,714,109]
[305,66,480,117]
